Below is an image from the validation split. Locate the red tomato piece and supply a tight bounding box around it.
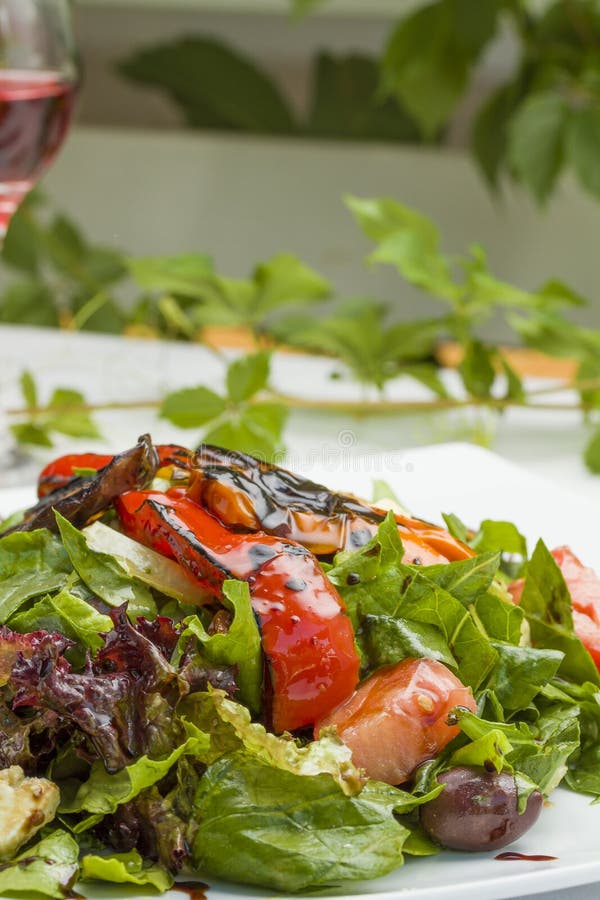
[315,657,476,785]
[115,489,360,733]
[509,545,600,672]
[551,546,600,625]
[551,546,600,670]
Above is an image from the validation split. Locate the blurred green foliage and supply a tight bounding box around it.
[3,191,600,466]
[119,1,600,207]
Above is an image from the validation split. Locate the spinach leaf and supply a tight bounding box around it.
[511,706,581,795]
[190,750,411,891]
[398,575,498,690]
[488,643,564,711]
[520,539,600,685]
[360,613,457,670]
[521,539,574,628]
[418,551,500,605]
[474,592,523,644]
[470,520,527,558]
[0,529,72,622]
[329,513,498,689]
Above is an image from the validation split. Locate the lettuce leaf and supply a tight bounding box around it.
[184,690,365,795]
[0,830,79,899]
[55,513,156,619]
[59,728,211,830]
[83,520,211,607]
[80,850,173,891]
[9,584,112,653]
[176,580,262,713]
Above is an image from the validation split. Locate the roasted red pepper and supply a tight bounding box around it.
[38,444,191,498]
[115,489,360,733]
[190,445,473,564]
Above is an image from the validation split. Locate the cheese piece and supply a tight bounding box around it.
[0,766,60,860]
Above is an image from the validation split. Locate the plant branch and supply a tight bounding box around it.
[6,391,597,421]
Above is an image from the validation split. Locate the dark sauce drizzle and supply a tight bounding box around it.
[174,881,210,900]
[495,852,558,862]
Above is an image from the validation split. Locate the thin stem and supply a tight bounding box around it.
[5,392,596,420]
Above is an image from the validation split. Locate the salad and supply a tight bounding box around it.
[0,435,599,897]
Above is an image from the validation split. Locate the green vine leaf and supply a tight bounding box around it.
[20,371,38,410]
[10,374,102,448]
[128,254,215,298]
[119,38,296,134]
[584,428,600,474]
[566,105,600,200]
[307,53,421,143]
[160,353,287,460]
[226,351,271,404]
[381,0,501,137]
[508,92,568,204]
[159,387,226,429]
[459,342,496,399]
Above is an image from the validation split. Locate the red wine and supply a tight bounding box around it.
[0,70,75,231]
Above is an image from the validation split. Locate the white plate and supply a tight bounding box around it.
[1,442,600,900]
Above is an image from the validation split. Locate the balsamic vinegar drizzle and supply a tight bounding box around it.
[174,881,210,900]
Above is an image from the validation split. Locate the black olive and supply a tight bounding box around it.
[419,766,543,852]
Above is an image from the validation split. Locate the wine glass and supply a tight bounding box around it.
[0,0,77,240]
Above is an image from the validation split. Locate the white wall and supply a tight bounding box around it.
[43,127,600,333]
[73,5,391,128]
[40,4,599,332]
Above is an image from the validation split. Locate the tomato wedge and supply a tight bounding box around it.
[509,545,600,671]
[315,657,476,785]
[551,546,600,670]
[115,489,360,733]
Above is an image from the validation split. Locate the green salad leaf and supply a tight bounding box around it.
[184,690,364,796]
[190,750,411,891]
[0,529,71,622]
[0,830,79,899]
[9,582,112,653]
[176,580,262,713]
[520,540,600,685]
[60,726,211,834]
[81,850,174,891]
[56,512,157,619]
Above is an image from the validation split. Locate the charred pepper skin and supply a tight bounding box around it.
[115,489,360,734]
[36,441,472,564]
[0,435,159,537]
[37,444,191,498]
[190,444,473,564]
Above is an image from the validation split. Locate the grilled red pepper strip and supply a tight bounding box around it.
[38,444,192,498]
[115,489,360,733]
[190,445,472,564]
